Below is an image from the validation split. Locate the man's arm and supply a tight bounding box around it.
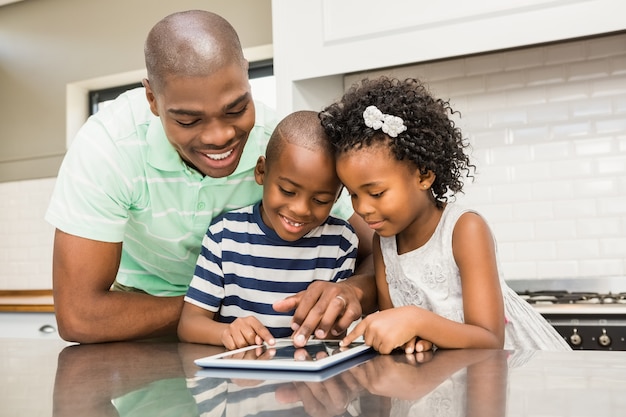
[52,229,184,343]
[273,213,377,347]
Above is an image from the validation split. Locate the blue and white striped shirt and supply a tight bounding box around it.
[185,202,359,337]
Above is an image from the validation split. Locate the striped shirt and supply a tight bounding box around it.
[185,202,359,337]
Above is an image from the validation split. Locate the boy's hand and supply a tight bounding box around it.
[221,316,275,350]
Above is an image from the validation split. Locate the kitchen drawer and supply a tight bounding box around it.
[0,312,61,340]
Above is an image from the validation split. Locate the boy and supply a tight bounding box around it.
[178,111,359,349]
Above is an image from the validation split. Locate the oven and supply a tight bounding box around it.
[507,277,626,351]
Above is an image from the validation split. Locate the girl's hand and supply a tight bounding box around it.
[221,316,275,350]
[402,337,434,354]
[341,307,422,354]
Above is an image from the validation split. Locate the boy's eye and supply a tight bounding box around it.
[279,187,295,196]
[370,191,385,198]
[313,198,332,205]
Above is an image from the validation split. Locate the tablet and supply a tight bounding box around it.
[194,339,372,372]
[196,349,376,382]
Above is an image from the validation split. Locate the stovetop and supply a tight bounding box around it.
[507,277,626,315]
[507,277,626,350]
[518,290,626,305]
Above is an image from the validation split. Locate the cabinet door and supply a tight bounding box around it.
[273,0,626,115]
[0,312,61,340]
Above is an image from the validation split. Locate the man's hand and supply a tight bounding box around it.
[273,281,363,347]
[274,370,364,417]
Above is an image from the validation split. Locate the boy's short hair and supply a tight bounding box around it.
[265,110,333,168]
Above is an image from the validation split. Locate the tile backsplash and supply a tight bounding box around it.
[349,33,626,281]
[0,178,55,289]
[2,33,626,289]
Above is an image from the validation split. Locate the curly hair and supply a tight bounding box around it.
[319,76,475,208]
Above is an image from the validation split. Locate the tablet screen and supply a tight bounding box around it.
[194,339,372,372]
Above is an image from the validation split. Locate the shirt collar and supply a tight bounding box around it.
[145,117,262,182]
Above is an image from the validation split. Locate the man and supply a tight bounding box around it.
[46,10,375,344]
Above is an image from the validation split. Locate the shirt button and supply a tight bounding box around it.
[197,202,206,209]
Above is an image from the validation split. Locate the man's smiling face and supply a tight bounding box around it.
[145,62,256,178]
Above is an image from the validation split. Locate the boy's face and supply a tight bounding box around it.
[255,141,341,241]
[144,62,255,178]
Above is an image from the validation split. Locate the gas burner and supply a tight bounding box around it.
[519,290,626,305]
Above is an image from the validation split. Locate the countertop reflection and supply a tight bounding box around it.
[2,338,626,416]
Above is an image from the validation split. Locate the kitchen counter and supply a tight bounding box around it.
[2,339,626,416]
[0,289,54,312]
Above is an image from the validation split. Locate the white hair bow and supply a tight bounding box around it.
[362,105,407,138]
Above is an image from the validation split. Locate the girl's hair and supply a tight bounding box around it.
[320,76,474,207]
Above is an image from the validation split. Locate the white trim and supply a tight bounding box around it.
[243,44,273,63]
[65,44,274,148]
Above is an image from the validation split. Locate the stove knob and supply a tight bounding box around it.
[569,329,582,346]
[598,329,611,347]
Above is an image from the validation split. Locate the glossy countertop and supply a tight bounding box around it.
[2,338,626,417]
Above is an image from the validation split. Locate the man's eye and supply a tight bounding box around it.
[227,105,248,116]
[176,120,199,127]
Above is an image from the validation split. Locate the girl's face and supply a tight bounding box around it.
[255,141,341,241]
[336,142,434,238]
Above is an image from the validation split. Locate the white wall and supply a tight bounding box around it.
[346,33,626,280]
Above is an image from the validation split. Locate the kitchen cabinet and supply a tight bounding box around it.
[0,290,60,339]
[0,312,60,340]
[272,0,626,115]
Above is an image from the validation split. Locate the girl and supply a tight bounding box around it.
[320,76,571,353]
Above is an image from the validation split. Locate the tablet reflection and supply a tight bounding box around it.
[190,348,511,417]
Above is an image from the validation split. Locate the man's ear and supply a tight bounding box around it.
[143,78,159,117]
[254,156,266,186]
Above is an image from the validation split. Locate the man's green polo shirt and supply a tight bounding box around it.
[46,88,353,296]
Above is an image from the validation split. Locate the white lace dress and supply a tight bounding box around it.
[380,204,571,351]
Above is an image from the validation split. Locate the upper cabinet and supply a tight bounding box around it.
[272,0,626,115]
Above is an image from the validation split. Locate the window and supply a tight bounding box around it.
[88,60,275,115]
[88,82,143,115]
[248,59,276,109]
